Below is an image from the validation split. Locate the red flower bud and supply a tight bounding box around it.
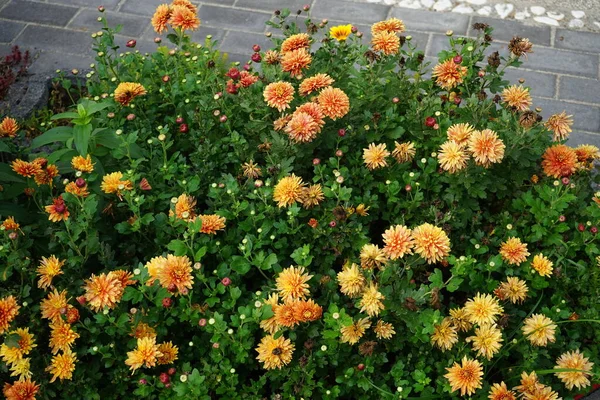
[179,124,189,133]
[329,221,336,228]
[578,223,585,232]
[405,184,412,192]
[335,149,343,157]
[75,178,86,188]
[392,97,400,104]
[8,232,17,240]
[126,40,137,48]
[351,25,358,33]
[221,277,231,286]
[199,318,207,327]
[562,177,570,185]
[226,67,240,80]
[168,368,176,376]
[478,70,485,78]
[251,53,262,63]
[176,117,184,124]
[453,96,461,105]
[162,75,170,82]
[212,342,220,349]
[303,4,310,11]
[165,383,171,388]
[139,379,147,385]
[97,5,105,12]
[312,158,320,165]
[159,373,170,384]
[162,297,173,308]
[425,117,436,127]
[167,283,177,293]
[154,37,162,44]
[254,180,263,188]
[338,128,346,137]
[127,113,136,121]
[357,364,365,371]
[252,44,261,53]
[219,115,228,123]
[591,226,598,234]
[558,215,566,222]
[453,55,463,64]
[77,295,86,305]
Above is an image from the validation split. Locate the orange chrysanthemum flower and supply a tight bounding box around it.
[496,276,528,304]
[412,223,451,264]
[71,155,94,172]
[438,140,469,173]
[317,87,350,120]
[2,216,20,232]
[285,112,319,143]
[33,163,58,186]
[273,174,305,208]
[171,0,197,14]
[49,319,79,354]
[274,114,293,131]
[2,379,40,400]
[499,237,530,265]
[522,314,556,347]
[255,334,294,370]
[575,144,600,162]
[0,328,36,365]
[468,129,505,168]
[239,71,259,88]
[464,293,504,325]
[363,143,390,170]
[371,31,400,55]
[170,193,197,221]
[281,48,312,78]
[431,317,458,351]
[371,18,405,35]
[131,322,157,339]
[197,214,226,235]
[300,184,324,208]
[392,141,416,163]
[340,317,371,345]
[293,299,322,322]
[541,144,578,178]
[114,82,147,106]
[83,272,124,312]
[554,350,594,390]
[0,116,19,138]
[264,81,295,112]
[545,111,573,142]
[46,349,77,383]
[125,336,163,372]
[11,159,41,178]
[169,4,200,31]
[382,225,414,260]
[264,50,280,65]
[152,4,172,34]
[65,181,89,198]
[155,254,193,294]
[36,255,65,290]
[432,59,468,90]
[276,266,313,302]
[447,123,475,147]
[373,320,396,339]
[467,323,503,360]
[281,33,311,53]
[502,85,532,111]
[275,301,300,328]
[515,371,544,395]
[295,102,325,130]
[101,171,133,198]
[260,293,281,334]
[444,356,484,396]
[45,196,69,223]
[488,382,516,400]
[531,253,553,277]
[40,289,69,322]
[157,342,179,364]
[111,270,136,288]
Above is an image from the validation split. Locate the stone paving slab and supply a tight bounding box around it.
[0,0,599,146]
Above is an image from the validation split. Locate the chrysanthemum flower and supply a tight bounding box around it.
[125,336,163,373]
[65,181,89,198]
[263,81,295,112]
[447,123,475,147]
[340,317,371,345]
[412,223,451,264]
[295,102,325,130]
[337,263,365,297]
[293,299,323,322]
[438,140,469,173]
[273,174,306,208]
[0,116,19,138]
[155,254,193,294]
[83,272,124,312]
[464,293,504,325]
[392,141,416,163]
[432,59,468,90]
[11,159,41,178]
[71,154,94,172]
[467,323,503,360]
[281,33,311,53]
[508,36,533,57]
[285,112,319,143]
[169,4,199,30]
[574,144,600,163]
[371,31,400,55]
[9,357,31,380]
[499,237,530,266]
[114,82,147,106]
[531,253,553,277]
[300,184,324,208]
[274,114,293,131]
[449,307,473,332]
[488,382,516,400]
[145,256,165,286]
[523,386,561,400]
[382,225,414,260]
[496,276,528,303]
[197,214,226,235]
[46,349,77,382]
[281,48,312,78]
[0,328,36,365]
[110,270,136,288]
[373,320,395,340]
[0,296,20,335]
[2,379,39,400]
[40,289,69,322]
[242,160,262,179]
[444,356,484,396]
[36,255,65,290]
[317,87,350,120]
[264,50,281,65]
[131,322,157,339]
[2,216,20,231]
[359,244,388,270]
[468,129,505,168]
[275,302,299,328]
[152,4,172,33]
[299,74,334,96]
[554,350,594,390]
[171,0,197,14]
[372,17,405,35]
[522,314,556,347]
[502,85,532,111]
[276,266,312,301]
[101,171,133,199]
[431,317,458,351]
[545,111,573,142]
[157,342,178,364]
[170,193,197,221]
[49,319,79,354]
[541,144,578,178]
[238,71,259,88]
[260,293,281,334]
[359,283,385,317]
[515,371,544,395]
[330,24,352,41]
[355,204,369,216]
[33,163,59,186]
[256,335,294,370]
[363,143,390,170]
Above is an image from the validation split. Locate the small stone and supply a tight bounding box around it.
[452,4,474,13]
[421,0,435,8]
[593,21,600,29]
[433,0,452,11]
[466,0,487,5]
[399,0,422,8]
[568,19,584,28]
[534,16,560,26]
[530,6,545,15]
[547,12,564,20]
[382,0,396,4]
[477,6,492,15]
[514,10,530,20]
[571,10,585,19]
[495,3,514,19]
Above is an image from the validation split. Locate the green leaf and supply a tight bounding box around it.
[167,239,188,256]
[387,125,405,139]
[0,163,24,183]
[230,256,251,275]
[31,126,73,148]
[73,124,92,156]
[94,130,120,149]
[4,333,20,348]
[0,141,10,152]
[194,246,207,262]
[446,277,463,292]
[50,112,80,120]
[261,253,278,270]
[86,100,111,115]
[428,268,443,288]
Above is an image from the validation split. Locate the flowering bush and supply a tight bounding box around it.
[1,2,600,399]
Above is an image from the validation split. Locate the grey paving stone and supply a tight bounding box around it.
[120,0,200,16]
[503,68,556,99]
[27,50,93,74]
[534,97,600,133]
[235,0,306,12]
[566,131,600,147]
[523,46,598,79]
[559,76,600,105]
[198,0,234,5]
[199,5,269,33]
[70,9,149,37]
[469,16,551,46]
[14,25,93,56]
[48,0,120,10]
[0,19,24,43]
[112,36,156,55]
[390,8,470,35]
[219,30,273,58]
[0,0,78,27]
[555,29,600,55]
[312,0,389,25]
[190,26,227,45]
[225,52,249,65]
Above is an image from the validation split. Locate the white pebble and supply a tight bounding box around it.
[514,10,530,20]
[494,3,514,19]
[530,6,545,15]
[534,16,560,26]
[433,0,452,11]
[547,12,564,21]
[421,0,435,7]
[571,10,585,19]
[477,6,492,16]
[569,19,585,28]
[452,4,474,14]
[466,0,487,5]
[398,0,422,8]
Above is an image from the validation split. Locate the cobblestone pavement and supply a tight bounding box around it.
[0,0,599,146]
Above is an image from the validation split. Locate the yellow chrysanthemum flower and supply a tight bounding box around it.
[554,350,594,390]
[444,356,483,396]
[36,255,65,290]
[522,314,556,347]
[255,334,294,370]
[359,244,388,270]
[464,293,504,325]
[273,174,306,208]
[337,263,365,298]
[276,266,313,302]
[412,223,451,264]
[467,323,503,360]
[49,319,80,354]
[359,283,385,317]
[373,320,395,340]
[125,336,163,373]
[46,349,77,382]
[531,253,553,277]
[499,237,530,266]
[340,317,371,345]
[431,317,458,352]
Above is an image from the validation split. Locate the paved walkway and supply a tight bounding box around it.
[0,0,599,146]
